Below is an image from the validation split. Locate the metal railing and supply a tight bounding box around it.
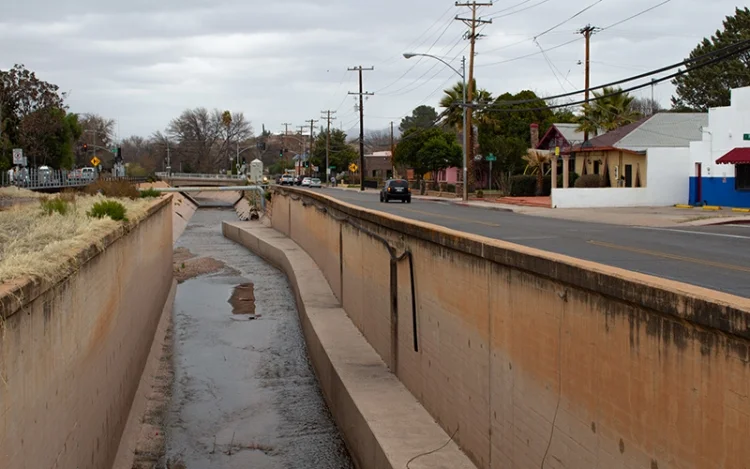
[1,168,100,190]
[156,172,245,180]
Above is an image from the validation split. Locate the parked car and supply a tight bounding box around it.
[279,175,294,185]
[380,179,411,203]
[294,175,304,186]
[301,177,311,187]
[309,178,321,188]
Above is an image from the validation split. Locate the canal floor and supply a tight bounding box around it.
[166,208,353,468]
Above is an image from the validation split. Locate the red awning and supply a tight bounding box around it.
[716,147,750,165]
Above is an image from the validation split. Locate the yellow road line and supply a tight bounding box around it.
[396,207,501,227]
[588,240,750,273]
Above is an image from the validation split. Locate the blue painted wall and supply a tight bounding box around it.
[689,177,750,207]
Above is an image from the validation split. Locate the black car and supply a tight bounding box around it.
[380,179,411,203]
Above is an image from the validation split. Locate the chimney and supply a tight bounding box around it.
[530,123,540,149]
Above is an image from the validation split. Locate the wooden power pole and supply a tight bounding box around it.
[321,110,337,184]
[305,119,319,176]
[456,1,492,192]
[348,66,374,191]
[578,24,598,142]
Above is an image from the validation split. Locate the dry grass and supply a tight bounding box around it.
[83,179,141,199]
[0,194,154,284]
[0,187,44,199]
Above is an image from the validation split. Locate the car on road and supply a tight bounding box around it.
[309,178,321,188]
[301,177,311,187]
[279,174,294,185]
[294,175,304,186]
[380,179,411,203]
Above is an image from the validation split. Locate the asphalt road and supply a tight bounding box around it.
[314,188,750,299]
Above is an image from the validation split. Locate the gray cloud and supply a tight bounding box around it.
[0,0,741,138]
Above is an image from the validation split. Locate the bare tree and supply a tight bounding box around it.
[364,128,392,153]
[77,113,116,166]
[630,97,663,117]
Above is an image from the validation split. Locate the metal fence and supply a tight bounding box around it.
[156,172,245,180]
[1,168,100,190]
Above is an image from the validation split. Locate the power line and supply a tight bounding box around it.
[532,0,603,41]
[485,0,553,19]
[482,39,750,113]
[600,0,671,31]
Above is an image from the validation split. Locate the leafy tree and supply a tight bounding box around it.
[0,64,70,170]
[522,149,552,196]
[268,159,293,175]
[76,113,116,167]
[393,127,461,179]
[311,128,358,170]
[479,90,555,178]
[576,86,640,136]
[399,105,439,133]
[672,7,750,111]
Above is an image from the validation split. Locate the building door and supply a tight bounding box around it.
[625,164,633,187]
[695,162,702,204]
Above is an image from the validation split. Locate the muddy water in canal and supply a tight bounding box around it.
[167,208,353,468]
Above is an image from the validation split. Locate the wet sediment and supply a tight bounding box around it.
[161,208,353,469]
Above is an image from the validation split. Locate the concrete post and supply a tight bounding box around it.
[562,155,570,188]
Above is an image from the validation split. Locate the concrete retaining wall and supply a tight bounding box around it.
[270,187,750,469]
[0,197,173,469]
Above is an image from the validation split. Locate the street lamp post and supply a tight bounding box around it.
[403,53,468,202]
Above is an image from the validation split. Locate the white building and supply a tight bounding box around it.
[687,86,750,207]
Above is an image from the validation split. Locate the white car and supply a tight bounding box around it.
[309,178,321,188]
[301,177,312,187]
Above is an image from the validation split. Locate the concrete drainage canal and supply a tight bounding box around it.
[140,207,353,469]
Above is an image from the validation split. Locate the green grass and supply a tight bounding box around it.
[40,198,70,216]
[139,188,161,198]
[88,200,128,221]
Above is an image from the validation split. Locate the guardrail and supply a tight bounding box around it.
[156,172,245,180]
[1,169,148,190]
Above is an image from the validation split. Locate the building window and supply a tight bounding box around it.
[594,161,600,174]
[737,164,750,190]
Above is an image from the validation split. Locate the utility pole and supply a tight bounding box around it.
[321,110,337,185]
[578,24,598,141]
[390,121,395,178]
[456,2,492,193]
[348,66,374,191]
[305,119,319,177]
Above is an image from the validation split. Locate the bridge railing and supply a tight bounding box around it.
[1,168,98,190]
[156,172,245,180]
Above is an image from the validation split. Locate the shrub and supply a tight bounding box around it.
[508,175,553,196]
[40,197,70,216]
[574,174,604,188]
[88,200,128,221]
[264,191,272,201]
[139,188,161,198]
[84,179,140,199]
[476,189,484,198]
[445,183,456,193]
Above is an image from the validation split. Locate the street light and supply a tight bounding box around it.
[404,52,468,202]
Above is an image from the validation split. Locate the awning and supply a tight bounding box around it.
[715,147,750,165]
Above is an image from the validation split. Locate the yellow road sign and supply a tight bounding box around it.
[349,163,358,172]
[91,156,101,167]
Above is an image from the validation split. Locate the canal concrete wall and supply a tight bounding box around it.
[264,187,750,469]
[0,197,174,469]
[223,221,477,469]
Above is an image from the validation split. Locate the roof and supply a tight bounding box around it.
[716,148,750,165]
[536,123,585,149]
[575,113,707,153]
[553,124,585,145]
[367,151,392,158]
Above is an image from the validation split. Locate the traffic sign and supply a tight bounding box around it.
[349,163,358,172]
[486,153,497,162]
[329,165,336,169]
[12,148,23,165]
[91,156,101,167]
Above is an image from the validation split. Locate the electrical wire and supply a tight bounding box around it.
[482,40,750,113]
[532,0,603,41]
[599,0,671,31]
[482,38,750,107]
[485,0,554,20]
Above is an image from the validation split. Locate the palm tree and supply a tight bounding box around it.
[439,80,493,131]
[576,87,641,137]
[523,149,552,196]
[440,80,493,192]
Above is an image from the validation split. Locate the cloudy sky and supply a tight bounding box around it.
[0,0,741,139]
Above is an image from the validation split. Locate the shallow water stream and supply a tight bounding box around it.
[166,208,353,468]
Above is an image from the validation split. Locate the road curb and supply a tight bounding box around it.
[453,202,514,212]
